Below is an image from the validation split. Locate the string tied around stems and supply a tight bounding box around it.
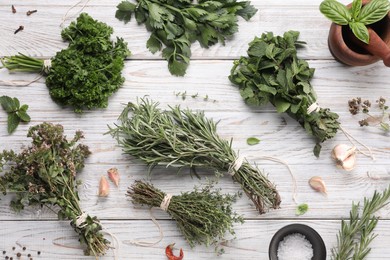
[75,211,89,228]
[307,102,320,114]
[228,154,245,176]
[160,194,173,211]
[43,59,52,74]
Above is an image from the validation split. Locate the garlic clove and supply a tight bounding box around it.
[331,144,357,171]
[98,176,110,197]
[308,176,327,194]
[107,167,120,187]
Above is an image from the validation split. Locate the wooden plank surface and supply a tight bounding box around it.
[1,0,390,259]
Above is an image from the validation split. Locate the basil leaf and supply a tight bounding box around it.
[357,0,390,25]
[351,0,363,19]
[349,22,369,44]
[320,0,351,25]
[275,99,291,113]
[247,137,260,145]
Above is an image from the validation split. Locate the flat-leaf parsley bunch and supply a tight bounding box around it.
[108,98,280,214]
[229,31,340,157]
[0,123,110,257]
[116,0,257,76]
[1,13,130,113]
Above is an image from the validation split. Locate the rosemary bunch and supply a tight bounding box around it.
[109,98,280,214]
[229,31,340,157]
[332,185,390,260]
[127,180,243,253]
[0,123,110,257]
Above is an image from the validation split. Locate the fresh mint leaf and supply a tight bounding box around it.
[319,0,351,25]
[357,0,390,25]
[296,203,309,216]
[275,99,291,113]
[0,96,17,112]
[7,113,20,134]
[247,137,260,145]
[349,22,369,44]
[17,110,31,122]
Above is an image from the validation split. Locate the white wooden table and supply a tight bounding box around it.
[1,1,390,259]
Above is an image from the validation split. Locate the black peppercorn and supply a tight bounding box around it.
[16,252,21,257]
[27,253,31,257]
[3,250,6,254]
[37,251,41,255]
[22,247,26,251]
[12,247,15,251]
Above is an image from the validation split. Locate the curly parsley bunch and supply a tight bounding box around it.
[1,13,130,113]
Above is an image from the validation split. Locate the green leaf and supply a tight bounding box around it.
[146,35,162,54]
[314,143,322,157]
[296,203,309,216]
[7,113,20,134]
[168,59,188,76]
[275,99,291,113]
[320,0,352,25]
[380,122,390,131]
[115,1,136,23]
[351,0,363,19]
[357,0,390,25]
[0,96,17,112]
[247,137,260,145]
[19,104,28,112]
[349,22,369,44]
[17,111,31,122]
[236,3,258,21]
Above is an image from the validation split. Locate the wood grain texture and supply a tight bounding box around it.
[1,0,390,259]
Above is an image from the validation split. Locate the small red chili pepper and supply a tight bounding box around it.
[165,243,184,260]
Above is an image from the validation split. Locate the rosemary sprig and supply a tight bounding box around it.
[127,180,243,254]
[109,98,280,214]
[0,123,110,257]
[332,185,390,260]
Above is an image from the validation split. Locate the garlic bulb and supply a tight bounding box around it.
[308,176,327,194]
[331,144,356,171]
[98,176,110,197]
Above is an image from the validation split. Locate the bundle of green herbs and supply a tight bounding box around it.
[229,31,340,157]
[108,98,280,214]
[332,185,390,259]
[128,180,243,253]
[0,123,110,256]
[1,13,130,113]
[115,0,257,76]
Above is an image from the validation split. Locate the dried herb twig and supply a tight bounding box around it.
[0,123,110,257]
[109,98,280,214]
[127,180,243,254]
[332,185,390,260]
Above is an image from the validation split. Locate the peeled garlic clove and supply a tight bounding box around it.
[331,144,356,171]
[98,176,110,197]
[309,176,327,194]
[107,167,120,187]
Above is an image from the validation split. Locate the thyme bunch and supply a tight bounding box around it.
[127,180,243,253]
[109,98,280,214]
[0,123,110,257]
[332,185,390,260]
[229,31,340,157]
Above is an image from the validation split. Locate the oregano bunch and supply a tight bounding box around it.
[320,0,390,43]
[229,31,340,157]
[0,96,30,134]
[0,123,110,256]
[116,0,257,76]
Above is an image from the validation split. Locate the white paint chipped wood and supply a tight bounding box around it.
[0,0,390,259]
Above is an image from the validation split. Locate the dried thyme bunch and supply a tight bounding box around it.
[108,98,280,214]
[229,31,340,157]
[127,180,243,253]
[332,185,390,260]
[0,123,110,257]
[1,13,130,113]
